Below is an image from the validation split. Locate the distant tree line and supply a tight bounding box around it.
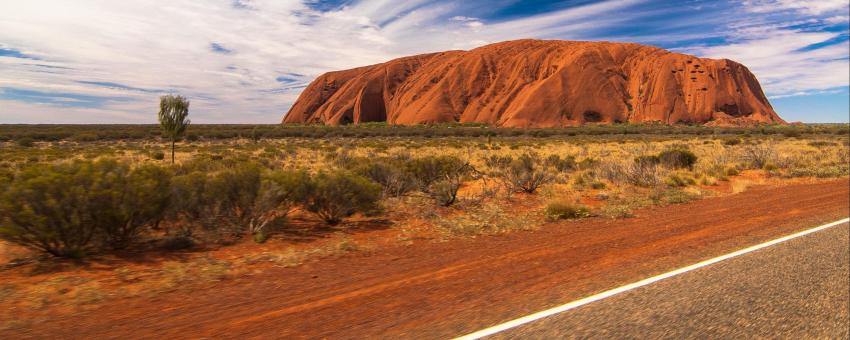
[0,123,846,144]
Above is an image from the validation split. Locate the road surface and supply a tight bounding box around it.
[484,221,850,339]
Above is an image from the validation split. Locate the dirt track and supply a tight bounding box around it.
[8,179,849,339]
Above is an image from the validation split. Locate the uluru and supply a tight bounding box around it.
[283,39,784,127]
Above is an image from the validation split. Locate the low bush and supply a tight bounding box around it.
[92,161,172,249]
[664,173,696,187]
[495,153,554,193]
[634,155,660,167]
[0,159,171,256]
[406,156,467,192]
[742,144,775,169]
[484,155,513,169]
[16,138,34,147]
[0,162,100,257]
[303,171,382,225]
[589,181,607,189]
[168,171,215,235]
[723,138,742,146]
[431,179,461,206]
[352,159,416,197]
[658,148,697,170]
[625,160,662,187]
[246,169,310,237]
[545,154,577,172]
[206,162,263,234]
[544,201,592,221]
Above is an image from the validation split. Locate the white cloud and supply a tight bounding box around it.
[685,27,849,96]
[768,88,845,99]
[450,16,478,21]
[824,15,850,24]
[742,0,849,15]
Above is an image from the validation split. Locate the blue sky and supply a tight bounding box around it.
[0,0,847,123]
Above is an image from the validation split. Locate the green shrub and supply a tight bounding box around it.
[91,161,172,249]
[247,169,310,236]
[431,179,461,207]
[303,171,382,225]
[661,188,700,204]
[16,138,34,147]
[544,201,592,221]
[252,230,269,244]
[0,162,98,257]
[406,156,467,192]
[0,168,13,192]
[664,173,696,187]
[352,159,416,197]
[0,159,171,256]
[152,151,166,160]
[205,163,263,232]
[545,154,577,172]
[168,171,214,236]
[781,129,801,138]
[658,148,698,170]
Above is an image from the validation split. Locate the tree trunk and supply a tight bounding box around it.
[171,139,176,164]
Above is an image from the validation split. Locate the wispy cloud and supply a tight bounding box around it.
[0,87,130,108]
[742,0,848,15]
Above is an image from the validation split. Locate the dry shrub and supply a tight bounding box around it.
[741,143,775,169]
[435,202,533,236]
[544,201,592,221]
[625,161,664,187]
[493,153,555,193]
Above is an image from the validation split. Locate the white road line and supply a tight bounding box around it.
[453,217,850,340]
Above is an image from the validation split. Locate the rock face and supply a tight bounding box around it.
[283,39,784,127]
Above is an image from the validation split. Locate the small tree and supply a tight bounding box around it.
[158,95,191,163]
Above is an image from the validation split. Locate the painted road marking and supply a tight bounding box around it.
[454,218,850,340]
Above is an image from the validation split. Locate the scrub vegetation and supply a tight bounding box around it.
[0,123,847,321]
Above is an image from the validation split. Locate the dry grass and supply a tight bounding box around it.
[0,132,847,319]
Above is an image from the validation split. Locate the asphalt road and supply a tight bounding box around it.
[488,222,850,339]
